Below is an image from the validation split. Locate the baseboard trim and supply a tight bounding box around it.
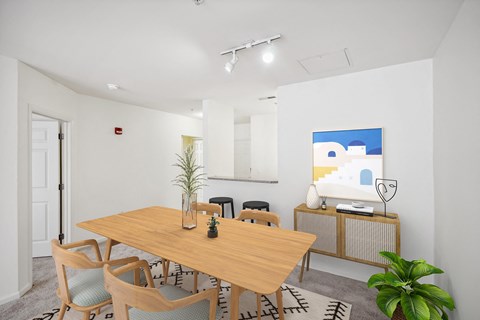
[19,282,32,297]
[0,282,32,306]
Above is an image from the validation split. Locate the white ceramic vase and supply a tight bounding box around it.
[306,184,321,209]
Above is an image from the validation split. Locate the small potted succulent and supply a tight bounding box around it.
[368,251,455,320]
[207,216,220,238]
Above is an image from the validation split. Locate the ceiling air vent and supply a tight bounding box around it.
[298,48,351,75]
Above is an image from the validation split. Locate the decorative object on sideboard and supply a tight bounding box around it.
[320,195,327,210]
[207,216,220,238]
[306,184,321,209]
[173,145,206,229]
[351,201,364,208]
[375,178,397,218]
[336,203,374,216]
[368,251,455,320]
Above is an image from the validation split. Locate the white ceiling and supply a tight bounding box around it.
[0,0,463,120]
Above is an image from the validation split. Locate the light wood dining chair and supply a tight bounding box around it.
[104,260,223,320]
[194,202,223,217]
[237,209,285,320]
[51,239,140,320]
[236,209,281,227]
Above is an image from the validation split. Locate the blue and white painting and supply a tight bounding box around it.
[313,128,383,202]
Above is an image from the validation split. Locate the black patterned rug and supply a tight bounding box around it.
[33,259,351,320]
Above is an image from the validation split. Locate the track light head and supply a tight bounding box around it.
[225,51,238,73]
[262,39,275,63]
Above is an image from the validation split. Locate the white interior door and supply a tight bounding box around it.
[32,120,60,257]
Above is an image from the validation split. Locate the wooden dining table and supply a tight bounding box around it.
[77,206,316,320]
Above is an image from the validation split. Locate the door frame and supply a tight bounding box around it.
[28,106,72,255]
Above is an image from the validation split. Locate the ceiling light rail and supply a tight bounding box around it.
[221,34,281,73]
[220,34,281,56]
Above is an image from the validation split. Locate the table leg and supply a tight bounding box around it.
[104,238,119,261]
[163,259,170,284]
[276,288,285,320]
[230,284,244,320]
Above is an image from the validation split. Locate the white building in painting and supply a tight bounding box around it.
[313,141,382,201]
[346,140,367,156]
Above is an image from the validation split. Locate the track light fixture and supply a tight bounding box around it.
[224,50,238,73]
[262,40,274,64]
[220,34,281,73]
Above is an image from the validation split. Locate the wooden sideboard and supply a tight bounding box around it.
[294,203,400,281]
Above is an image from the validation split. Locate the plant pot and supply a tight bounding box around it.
[391,306,406,320]
[182,193,197,229]
[208,229,218,238]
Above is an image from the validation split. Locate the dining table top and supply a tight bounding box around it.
[77,206,316,295]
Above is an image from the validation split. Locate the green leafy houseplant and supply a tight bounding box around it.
[172,145,206,229]
[172,145,206,197]
[207,216,220,238]
[207,216,220,231]
[368,251,455,320]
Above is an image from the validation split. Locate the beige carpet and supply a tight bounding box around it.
[32,259,351,320]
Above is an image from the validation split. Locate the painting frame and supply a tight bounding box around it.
[312,127,383,202]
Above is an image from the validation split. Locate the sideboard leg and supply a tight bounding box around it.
[306,251,311,271]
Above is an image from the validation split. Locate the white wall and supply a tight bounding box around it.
[205,60,434,281]
[16,62,203,242]
[203,100,234,177]
[17,61,79,298]
[0,60,203,304]
[73,95,202,240]
[433,1,480,318]
[0,56,21,304]
[234,123,251,178]
[250,114,278,180]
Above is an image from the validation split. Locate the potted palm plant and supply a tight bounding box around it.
[368,251,455,320]
[172,145,205,229]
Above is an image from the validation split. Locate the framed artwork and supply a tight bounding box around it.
[312,127,383,202]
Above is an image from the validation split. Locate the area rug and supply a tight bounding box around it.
[32,259,351,320]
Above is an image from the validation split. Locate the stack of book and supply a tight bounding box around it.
[336,204,374,216]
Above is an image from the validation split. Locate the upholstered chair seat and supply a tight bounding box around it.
[128,285,223,320]
[51,239,141,320]
[104,260,221,320]
[68,267,144,307]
